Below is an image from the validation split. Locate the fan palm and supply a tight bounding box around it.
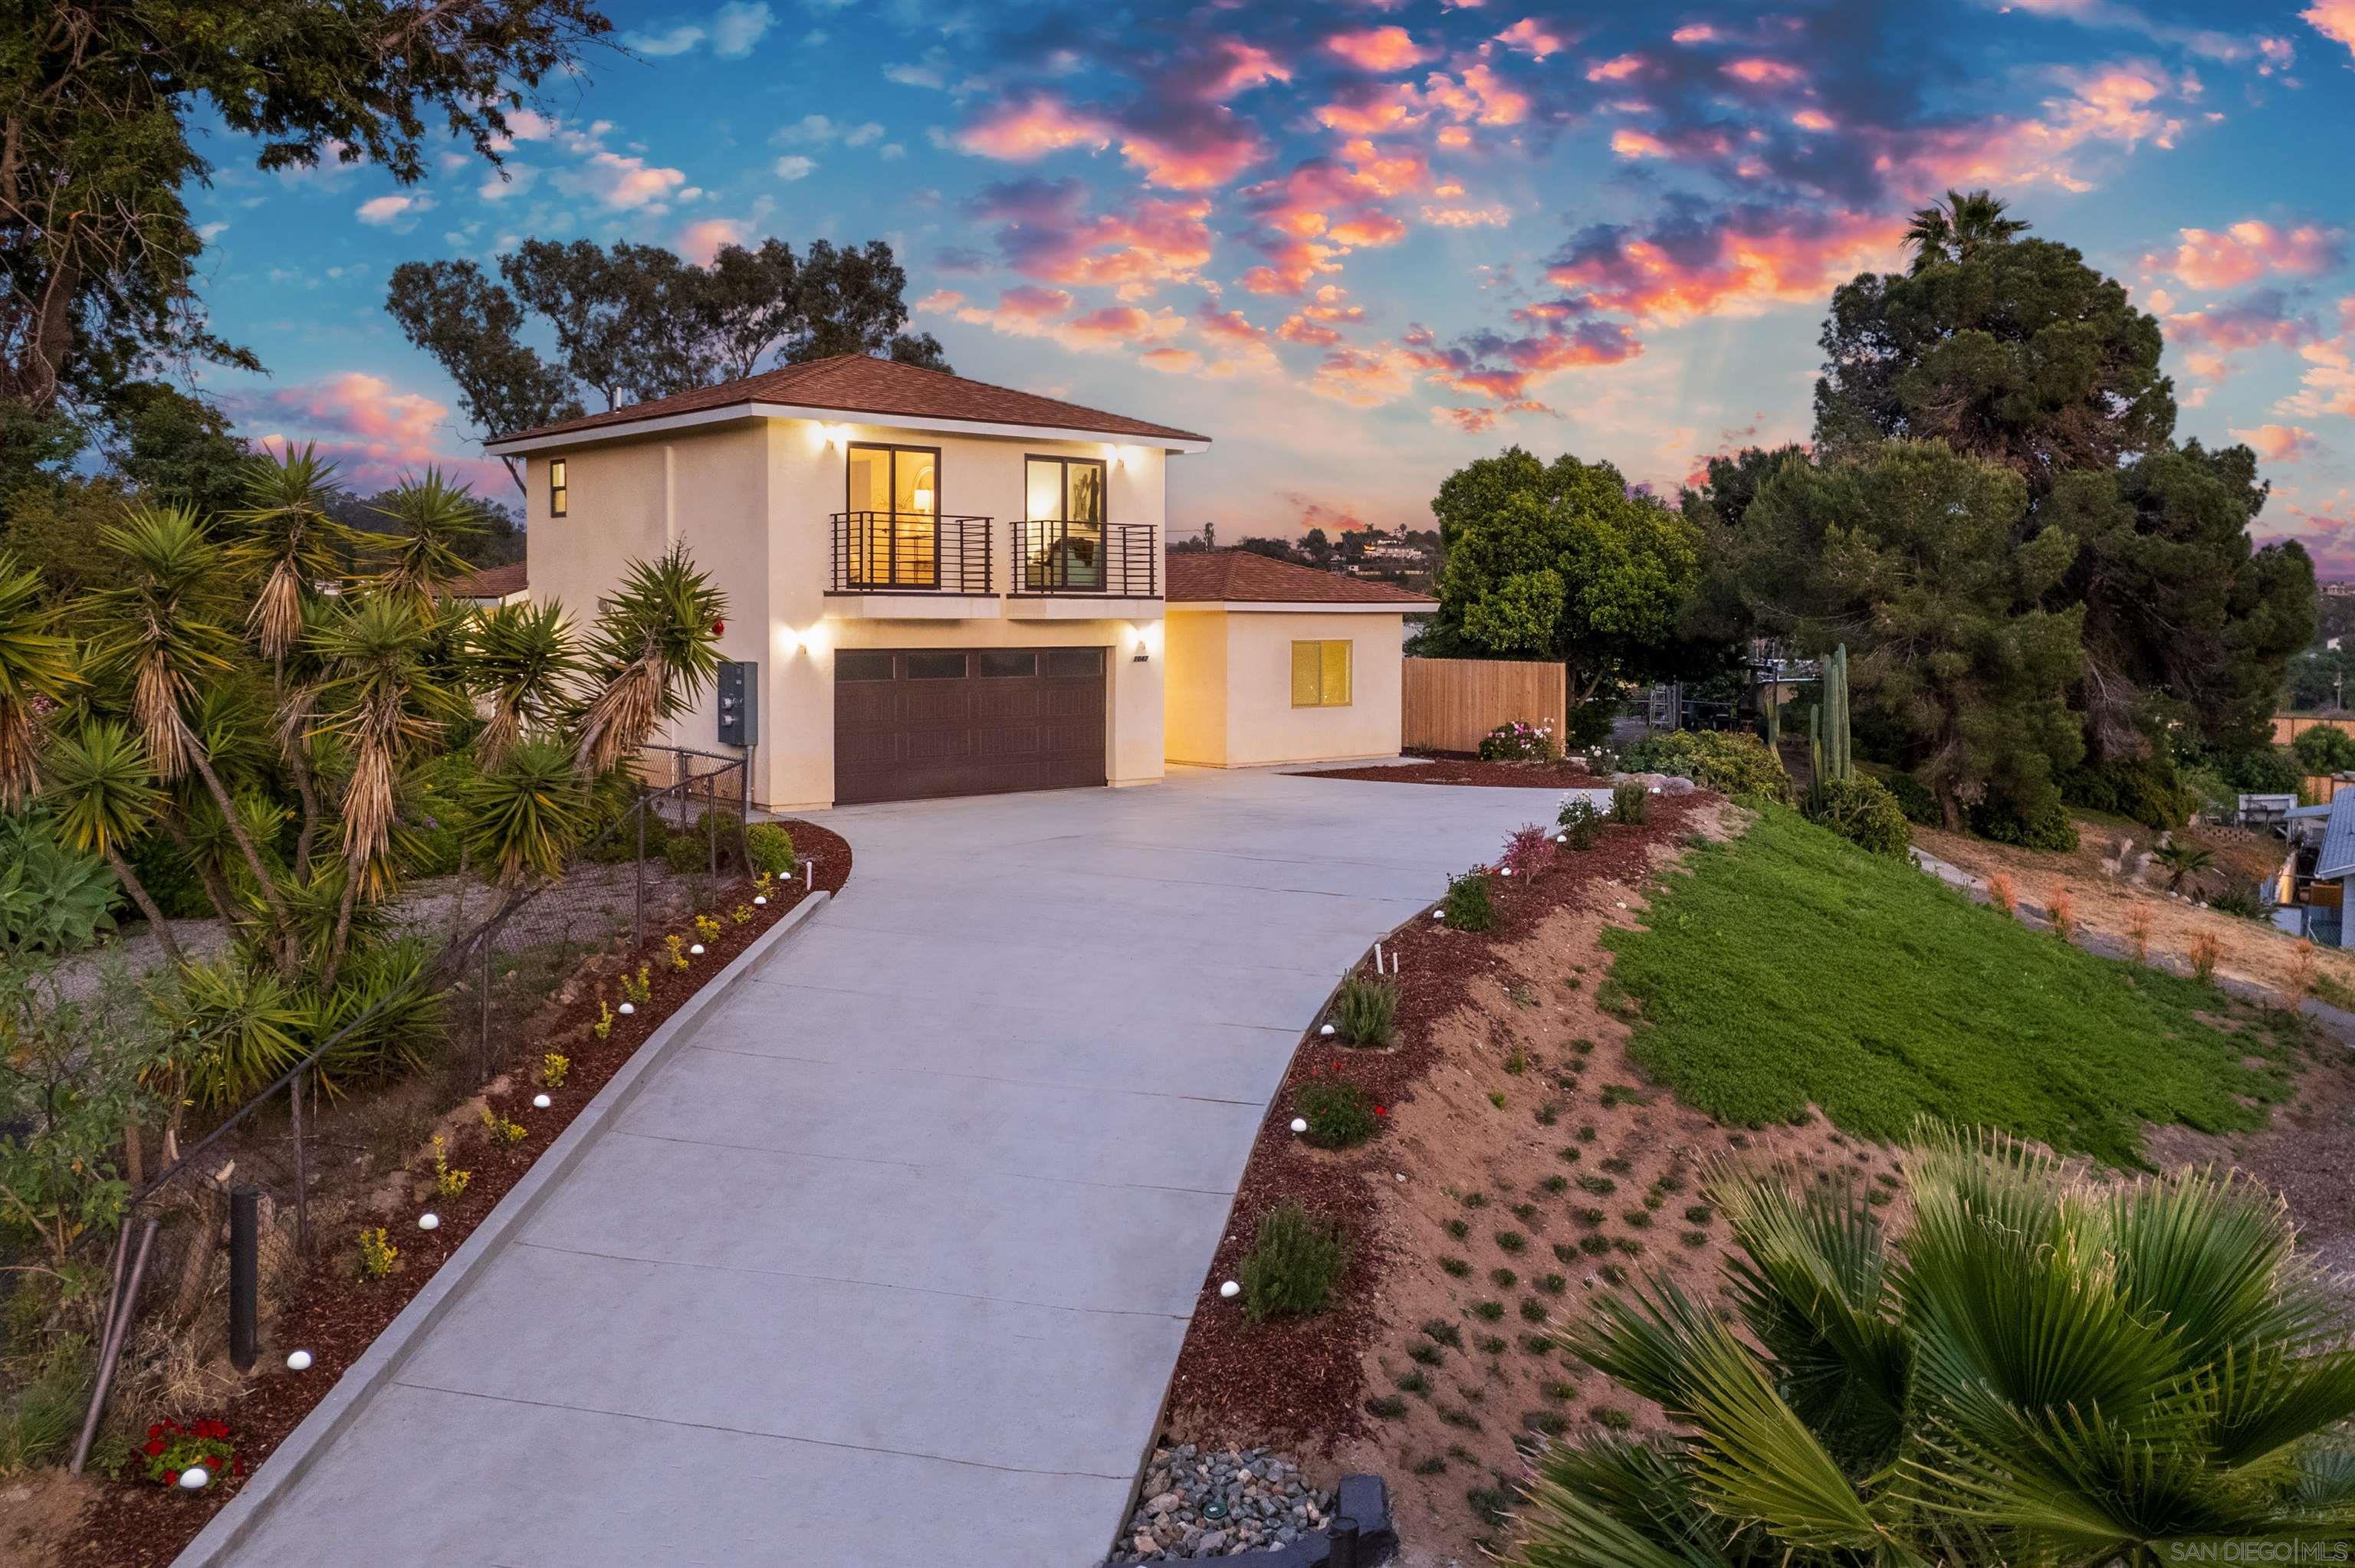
[0,549,77,806]
[1903,189,2031,273]
[1508,1124,2355,1568]
[41,720,179,964]
[573,546,727,776]
[465,599,580,769]
[2152,839,2216,894]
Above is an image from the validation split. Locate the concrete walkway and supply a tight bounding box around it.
[199,767,1579,1568]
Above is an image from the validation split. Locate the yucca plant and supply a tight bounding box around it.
[158,955,310,1117]
[466,600,580,769]
[573,546,728,776]
[0,550,77,807]
[1509,1124,2355,1568]
[465,737,594,887]
[222,444,360,664]
[368,469,488,605]
[41,720,179,963]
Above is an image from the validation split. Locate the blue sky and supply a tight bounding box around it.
[187,0,2355,566]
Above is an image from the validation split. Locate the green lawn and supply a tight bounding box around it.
[1601,808,2298,1167]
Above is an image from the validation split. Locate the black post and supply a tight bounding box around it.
[478,937,493,1081]
[1328,1517,1361,1568]
[291,1068,310,1256]
[228,1186,259,1371]
[634,799,646,950]
[708,769,718,877]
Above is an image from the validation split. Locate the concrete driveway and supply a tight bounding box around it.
[196,766,1576,1568]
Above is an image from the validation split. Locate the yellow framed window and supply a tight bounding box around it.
[1290,639,1352,707]
[548,458,569,517]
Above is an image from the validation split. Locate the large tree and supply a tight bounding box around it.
[1720,440,2084,829]
[1422,448,1716,733]
[388,235,951,490]
[1,0,610,415]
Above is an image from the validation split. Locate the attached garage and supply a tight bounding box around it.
[833,646,1109,805]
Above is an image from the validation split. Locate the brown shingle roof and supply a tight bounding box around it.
[445,561,527,600]
[491,353,1210,447]
[1164,549,1435,605]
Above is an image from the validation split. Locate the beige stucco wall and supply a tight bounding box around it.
[1162,610,1230,766]
[525,415,1171,810]
[1166,608,1405,768]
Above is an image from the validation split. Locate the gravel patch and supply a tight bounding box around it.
[1108,1445,1334,1562]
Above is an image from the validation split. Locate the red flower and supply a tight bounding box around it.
[147,1424,162,1439]
[143,1440,165,1456]
[1374,1106,1389,1117]
[163,1471,179,1486]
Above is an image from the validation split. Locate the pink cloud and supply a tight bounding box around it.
[1309,344,1417,407]
[676,218,747,265]
[1434,406,1499,434]
[2282,340,2355,420]
[1585,53,1647,83]
[1312,83,1429,136]
[2306,2,2355,58]
[2166,293,2317,353]
[2232,424,2317,462]
[1197,39,1290,100]
[1722,58,1805,87]
[1141,347,1202,373]
[1326,26,1431,72]
[1886,64,2191,196]
[1547,208,1903,323]
[1196,305,1269,345]
[1424,63,1529,125]
[1279,314,1346,347]
[2144,221,2344,290]
[1670,24,1717,43]
[1495,18,1568,59]
[960,94,1113,161]
[959,92,1263,190]
[251,373,500,493]
[974,181,1214,292]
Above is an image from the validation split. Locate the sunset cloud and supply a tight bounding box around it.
[970,179,1214,292]
[2144,221,2344,291]
[2232,423,2317,462]
[249,373,497,491]
[1326,27,1430,72]
[2305,1,2355,59]
[1495,19,1568,60]
[1546,202,1901,323]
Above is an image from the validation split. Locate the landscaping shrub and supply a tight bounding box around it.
[2059,754,2194,829]
[1609,784,1648,825]
[0,810,119,953]
[2291,724,2355,776]
[1442,869,1496,931]
[139,1415,242,1489]
[1295,1078,1381,1148]
[662,828,714,876]
[1566,694,1618,750]
[1478,719,1559,761]
[1968,789,2078,851]
[1802,774,1911,857]
[1879,769,1940,827]
[1239,1202,1350,1322]
[1499,823,1553,879]
[1618,730,1788,801]
[1333,972,1399,1047]
[744,822,797,877]
[1556,797,1604,849]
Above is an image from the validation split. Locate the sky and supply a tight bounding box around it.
[187,0,2355,568]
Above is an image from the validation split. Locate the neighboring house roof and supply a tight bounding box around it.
[486,353,1210,451]
[2316,791,2355,880]
[1164,549,1435,607]
[445,561,527,601]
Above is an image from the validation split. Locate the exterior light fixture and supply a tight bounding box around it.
[285,1350,314,1372]
[533,1093,553,1110]
[1218,1280,1240,1300]
[418,1212,440,1232]
[1133,638,1149,662]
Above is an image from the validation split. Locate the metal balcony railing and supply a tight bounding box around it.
[829,511,994,594]
[1009,520,1160,598]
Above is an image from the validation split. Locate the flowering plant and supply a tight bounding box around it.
[143,1416,241,1489]
[1499,823,1554,879]
[665,933,689,970]
[1478,719,1559,762]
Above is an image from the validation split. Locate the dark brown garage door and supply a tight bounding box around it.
[834,647,1108,805]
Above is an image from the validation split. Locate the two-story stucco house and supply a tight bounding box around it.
[486,354,1208,810]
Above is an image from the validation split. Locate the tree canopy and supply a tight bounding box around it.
[388,236,951,489]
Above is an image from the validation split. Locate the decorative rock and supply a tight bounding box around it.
[178,1468,209,1491]
[1217,1280,1240,1300]
[418,1212,439,1231]
[533,1093,552,1110]
[617,1002,636,1015]
[1107,1447,1336,1564]
[1289,1117,1309,1134]
[284,1350,313,1372]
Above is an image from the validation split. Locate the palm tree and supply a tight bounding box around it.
[1903,189,2030,273]
[222,444,358,665]
[1507,1124,2355,1567]
[2152,838,2216,894]
[466,599,580,770]
[370,469,486,605]
[0,549,77,806]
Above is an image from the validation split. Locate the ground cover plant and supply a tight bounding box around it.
[1601,805,2292,1166]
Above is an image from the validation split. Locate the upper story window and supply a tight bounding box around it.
[1022,456,1107,592]
[846,443,941,589]
[548,458,569,517]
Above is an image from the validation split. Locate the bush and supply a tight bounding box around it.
[1499,822,1553,879]
[1566,694,1619,750]
[1803,775,1911,857]
[2292,725,2355,776]
[662,828,713,876]
[1442,869,1496,932]
[2059,755,2192,830]
[1296,1078,1380,1148]
[744,822,796,877]
[1557,798,1605,849]
[1479,719,1559,762]
[1610,783,1649,825]
[1618,730,1788,801]
[1333,973,1398,1047]
[1240,1203,1349,1323]
[2214,743,2302,798]
[0,811,119,953]
[1969,791,2078,852]
[1880,769,1940,827]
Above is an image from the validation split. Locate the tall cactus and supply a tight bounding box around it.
[1822,644,1853,783]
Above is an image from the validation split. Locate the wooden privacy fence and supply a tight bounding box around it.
[2275,713,2355,744]
[1402,656,1568,754]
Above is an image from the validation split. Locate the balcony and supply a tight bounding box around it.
[829,511,994,596]
[1008,520,1161,600]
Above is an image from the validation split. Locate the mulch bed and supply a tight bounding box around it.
[1296,759,1611,789]
[57,822,852,1568]
[1164,795,1706,1445]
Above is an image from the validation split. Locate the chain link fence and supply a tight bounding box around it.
[64,746,752,1467]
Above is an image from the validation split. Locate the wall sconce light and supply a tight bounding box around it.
[1132,638,1150,663]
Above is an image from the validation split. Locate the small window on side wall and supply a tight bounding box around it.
[548,458,569,517]
[1290,640,1352,707]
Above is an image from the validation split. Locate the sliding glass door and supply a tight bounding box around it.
[1023,456,1106,592]
[846,444,941,588]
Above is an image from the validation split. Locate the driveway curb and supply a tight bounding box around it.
[175,891,833,1568]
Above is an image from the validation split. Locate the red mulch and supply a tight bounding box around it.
[1296,759,1611,789]
[57,823,852,1568]
[1164,795,1706,1444]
